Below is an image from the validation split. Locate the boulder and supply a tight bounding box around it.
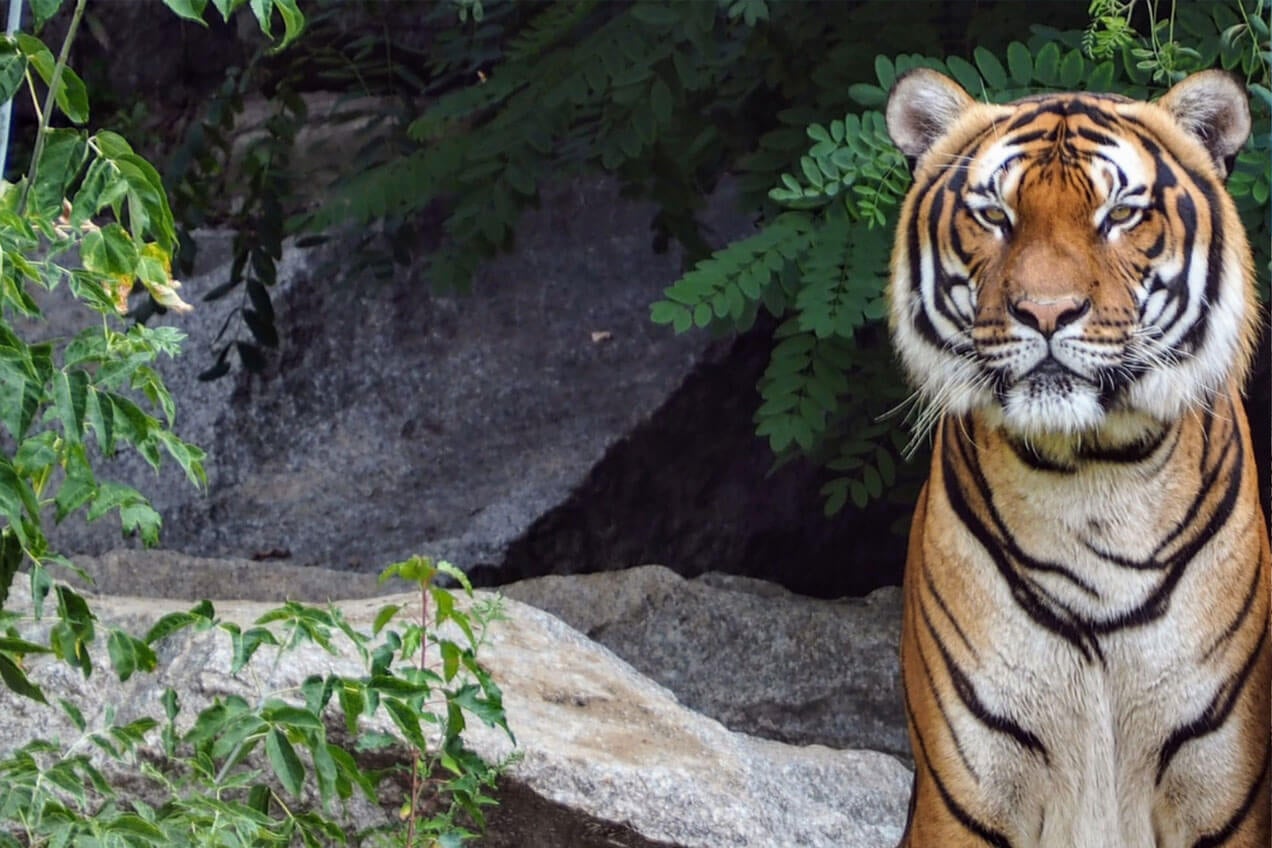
[69,553,910,758]
[44,177,740,573]
[504,565,909,757]
[69,553,909,757]
[0,573,912,847]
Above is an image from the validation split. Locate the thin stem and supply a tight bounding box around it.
[210,624,294,787]
[406,577,429,845]
[19,0,87,215]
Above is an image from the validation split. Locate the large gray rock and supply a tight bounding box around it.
[67,553,910,759]
[45,175,740,572]
[505,565,909,757]
[0,575,912,847]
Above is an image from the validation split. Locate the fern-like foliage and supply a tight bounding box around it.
[652,1,1270,515]
[300,0,763,290]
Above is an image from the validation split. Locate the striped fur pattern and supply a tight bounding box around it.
[886,70,1270,847]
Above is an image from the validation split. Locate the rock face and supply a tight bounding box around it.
[70,553,911,760]
[46,178,739,574]
[0,569,913,848]
[504,565,909,757]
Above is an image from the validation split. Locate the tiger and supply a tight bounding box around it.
[884,68,1270,847]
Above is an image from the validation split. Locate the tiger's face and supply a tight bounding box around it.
[886,70,1254,445]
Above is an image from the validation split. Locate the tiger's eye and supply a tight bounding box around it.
[980,207,1008,225]
[1107,204,1136,223]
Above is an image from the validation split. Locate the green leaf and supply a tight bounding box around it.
[60,697,86,730]
[338,682,365,735]
[944,55,983,95]
[0,635,51,654]
[973,46,1008,89]
[265,727,305,795]
[53,369,88,444]
[30,0,64,27]
[30,127,86,217]
[821,479,847,516]
[111,153,176,250]
[81,222,138,278]
[873,54,896,90]
[145,601,215,644]
[270,0,305,48]
[85,388,114,455]
[1006,41,1033,86]
[850,478,868,508]
[649,300,686,327]
[435,560,473,593]
[227,624,278,673]
[0,40,27,105]
[211,0,249,20]
[249,0,306,49]
[107,629,157,681]
[103,814,164,843]
[0,652,46,702]
[262,700,324,731]
[372,603,401,636]
[1058,49,1086,88]
[1086,60,1116,93]
[383,697,428,750]
[847,82,885,107]
[15,34,88,124]
[71,157,121,227]
[163,0,209,23]
[1033,41,1061,85]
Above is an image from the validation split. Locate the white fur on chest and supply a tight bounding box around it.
[928,463,1247,847]
[979,450,1206,623]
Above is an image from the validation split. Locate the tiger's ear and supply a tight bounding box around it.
[886,69,976,163]
[1157,70,1250,178]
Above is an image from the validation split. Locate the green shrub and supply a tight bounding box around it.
[0,555,513,846]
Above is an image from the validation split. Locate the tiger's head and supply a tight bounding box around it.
[885,70,1255,451]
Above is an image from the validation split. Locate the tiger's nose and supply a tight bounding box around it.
[1008,295,1091,336]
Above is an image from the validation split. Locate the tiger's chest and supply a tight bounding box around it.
[911,413,1265,845]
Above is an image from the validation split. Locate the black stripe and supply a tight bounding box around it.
[942,421,1102,661]
[1005,129,1049,146]
[1093,415,1243,631]
[923,567,977,658]
[1006,105,1049,132]
[1006,437,1077,473]
[913,612,980,782]
[1201,549,1265,662]
[951,423,1101,598]
[1191,736,1271,848]
[1076,426,1168,464]
[1156,624,1268,784]
[1007,425,1170,474]
[918,599,1052,765]
[1075,126,1117,147]
[904,695,1016,848]
[1065,98,1122,127]
[1144,230,1166,260]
